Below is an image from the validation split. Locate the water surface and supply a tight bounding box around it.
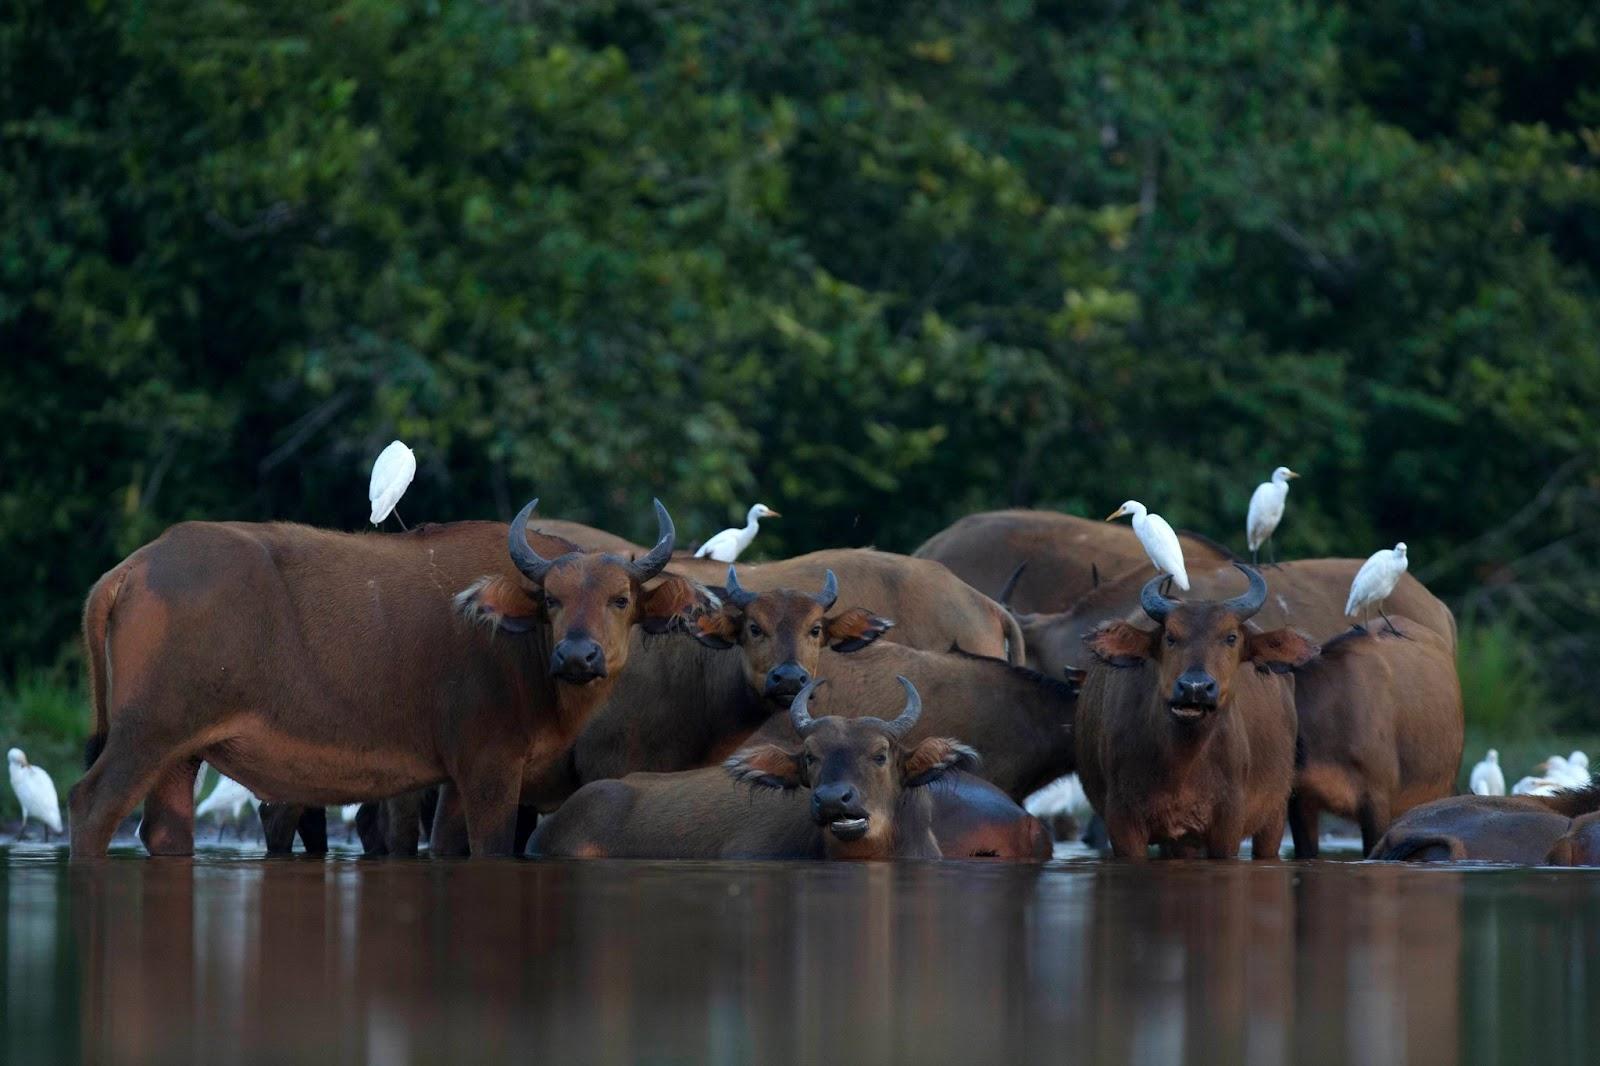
[2,845,1596,1065]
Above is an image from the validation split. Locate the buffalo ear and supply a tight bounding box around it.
[640,574,716,635]
[1246,628,1319,672]
[724,745,804,790]
[903,738,980,788]
[1085,621,1155,667]
[825,608,894,653]
[692,609,740,650]
[455,577,541,633]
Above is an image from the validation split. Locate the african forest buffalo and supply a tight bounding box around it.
[1288,621,1464,857]
[1008,556,1453,680]
[1075,565,1317,860]
[914,508,1232,614]
[532,678,1050,861]
[1369,787,1600,865]
[71,499,708,857]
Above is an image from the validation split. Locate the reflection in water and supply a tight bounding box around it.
[1,848,1597,1064]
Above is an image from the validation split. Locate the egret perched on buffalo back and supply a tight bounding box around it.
[694,503,780,563]
[1469,749,1505,796]
[7,748,62,841]
[1106,500,1189,592]
[1246,466,1299,565]
[1345,542,1408,635]
[368,440,416,528]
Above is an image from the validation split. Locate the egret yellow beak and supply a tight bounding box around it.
[1286,470,1301,480]
[765,509,782,518]
[1105,507,1126,521]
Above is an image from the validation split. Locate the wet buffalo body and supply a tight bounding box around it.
[1370,786,1600,865]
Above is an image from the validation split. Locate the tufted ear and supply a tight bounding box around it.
[1085,621,1155,667]
[824,608,894,653]
[691,608,741,649]
[902,738,980,788]
[724,745,804,790]
[455,577,541,633]
[1247,628,1319,672]
[640,574,716,635]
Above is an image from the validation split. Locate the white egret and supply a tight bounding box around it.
[340,803,361,843]
[7,748,62,842]
[1469,749,1506,797]
[1344,542,1408,635]
[1106,500,1189,592]
[1511,774,1563,797]
[195,774,261,840]
[1569,751,1591,785]
[1246,466,1299,565]
[694,503,780,563]
[368,440,416,528]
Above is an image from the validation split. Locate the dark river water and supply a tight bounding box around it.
[2,843,1596,1066]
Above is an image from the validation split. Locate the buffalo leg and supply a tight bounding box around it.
[1204,813,1246,860]
[137,757,201,857]
[1288,795,1320,859]
[1357,796,1392,856]
[1250,813,1286,861]
[355,803,390,856]
[259,803,303,855]
[428,785,471,857]
[69,715,191,857]
[1106,812,1150,861]
[381,793,422,857]
[297,807,329,854]
[513,806,539,856]
[458,762,525,858]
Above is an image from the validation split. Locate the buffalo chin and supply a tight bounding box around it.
[1168,702,1214,721]
[554,668,607,685]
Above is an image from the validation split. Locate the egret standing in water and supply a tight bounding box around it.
[1469,749,1505,796]
[368,440,416,529]
[694,503,780,563]
[1246,466,1299,565]
[1106,500,1189,592]
[1345,542,1408,635]
[7,748,62,842]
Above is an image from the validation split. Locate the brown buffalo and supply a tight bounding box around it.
[1289,621,1464,857]
[1369,787,1600,864]
[913,508,1231,613]
[1009,556,1454,680]
[1075,565,1316,860]
[532,679,1049,860]
[71,499,707,857]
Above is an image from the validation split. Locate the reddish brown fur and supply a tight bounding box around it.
[1370,786,1600,865]
[1074,580,1313,860]
[1289,621,1463,857]
[71,513,705,858]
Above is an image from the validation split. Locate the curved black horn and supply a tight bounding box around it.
[724,565,758,608]
[815,569,839,610]
[1221,562,1268,621]
[789,678,824,737]
[998,563,1027,609]
[881,676,923,739]
[508,498,557,583]
[1140,574,1177,624]
[626,498,675,581]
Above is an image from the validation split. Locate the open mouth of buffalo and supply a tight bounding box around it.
[825,816,870,842]
[1168,702,1215,720]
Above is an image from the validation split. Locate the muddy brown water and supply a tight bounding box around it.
[2,844,1597,1065]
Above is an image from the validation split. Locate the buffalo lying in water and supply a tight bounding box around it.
[1369,787,1600,865]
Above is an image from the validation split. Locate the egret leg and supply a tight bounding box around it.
[1379,605,1408,639]
[1267,538,1280,568]
[1251,547,1260,565]
[18,811,27,842]
[394,508,408,532]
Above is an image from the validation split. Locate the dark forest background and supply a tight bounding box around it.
[4,1,1600,762]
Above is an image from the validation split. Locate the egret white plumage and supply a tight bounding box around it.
[1246,466,1299,565]
[1024,774,1093,829]
[1106,500,1189,592]
[693,503,780,563]
[195,774,261,840]
[1511,774,1563,797]
[1469,749,1506,796]
[1344,542,1408,635]
[7,748,62,841]
[340,803,361,843]
[368,440,416,528]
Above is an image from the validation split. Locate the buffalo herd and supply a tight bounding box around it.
[68,502,1596,864]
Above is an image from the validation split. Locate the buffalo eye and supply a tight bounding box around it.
[809,624,823,639]
[611,595,630,610]
[748,623,765,639]
[1165,634,1177,648]
[873,752,888,766]
[804,753,817,766]
[545,596,562,611]
[1224,633,1238,646]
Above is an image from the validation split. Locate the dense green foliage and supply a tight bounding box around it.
[4,1,1599,732]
